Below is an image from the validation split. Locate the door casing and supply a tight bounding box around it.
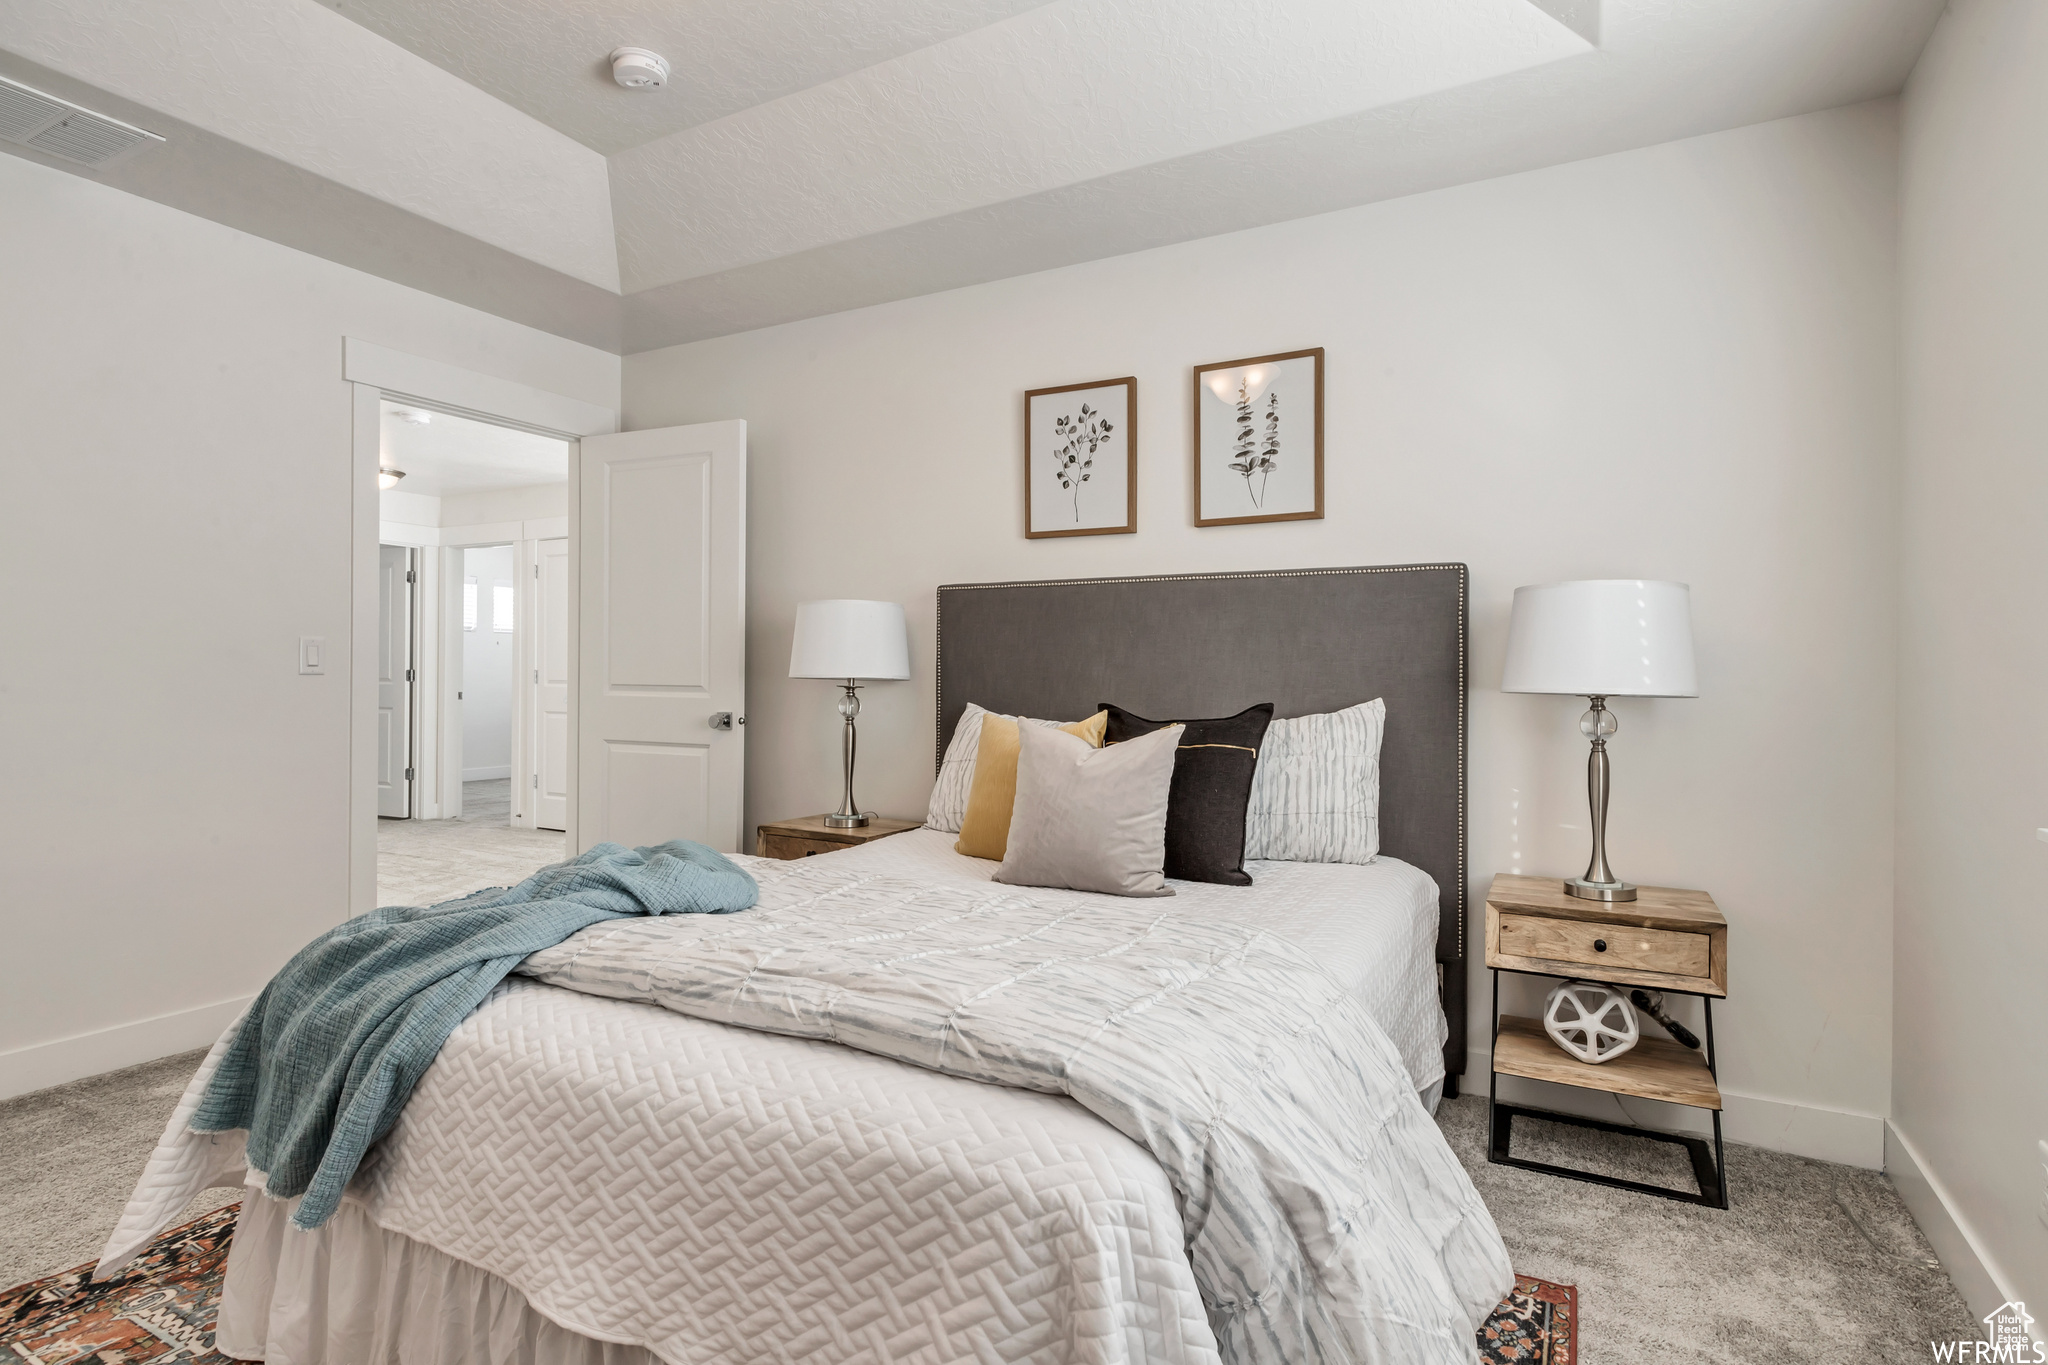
[346,340,618,918]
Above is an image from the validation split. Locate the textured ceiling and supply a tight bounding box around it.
[309,0,1058,155]
[0,0,618,289]
[609,0,1589,292]
[1,0,1946,355]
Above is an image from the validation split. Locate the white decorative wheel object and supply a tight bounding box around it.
[1542,980,1640,1064]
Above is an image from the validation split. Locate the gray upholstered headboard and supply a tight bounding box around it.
[934,562,1470,1092]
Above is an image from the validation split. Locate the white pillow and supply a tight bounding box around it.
[1242,698,1385,864]
[925,702,1078,833]
[995,721,1180,898]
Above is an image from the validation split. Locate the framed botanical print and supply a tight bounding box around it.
[1192,348,1324,526]
[1025,376,1137,538]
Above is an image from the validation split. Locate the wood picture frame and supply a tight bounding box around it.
[1192,347,1324,526]
[1024,376,1137,538]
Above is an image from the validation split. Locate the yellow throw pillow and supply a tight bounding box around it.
[955,711,1107,861]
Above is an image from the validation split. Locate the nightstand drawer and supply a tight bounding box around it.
[1497,913,1709,978]
[754,816,922,861]
[757,832,852,860]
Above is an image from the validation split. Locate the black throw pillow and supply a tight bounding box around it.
[1100,702,1275,886]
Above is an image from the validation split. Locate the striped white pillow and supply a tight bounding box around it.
[925,703,1077,833]
[1242,698,1385,864]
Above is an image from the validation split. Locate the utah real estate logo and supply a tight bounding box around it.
[1933,1302,2042,1362]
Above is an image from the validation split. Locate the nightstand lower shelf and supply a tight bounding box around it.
[1488,1008,1728,1210]
[1492,1015,1720,1109]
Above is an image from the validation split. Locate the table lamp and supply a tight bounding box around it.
[789,600,911,828]
[1501,580,1697,902]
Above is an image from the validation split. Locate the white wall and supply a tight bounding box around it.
[0,151,617,1098]
[1893,0,2048,1322]
[379,488,443,527]
[442,483,566,528]
[461,545,517,780]
[624,103,1902,1165]
[379,482,566,534]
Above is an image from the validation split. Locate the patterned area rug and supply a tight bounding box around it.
[0,1203,240,1364]
[1,1205,1577,1364]
[1480,1274,1580,1364]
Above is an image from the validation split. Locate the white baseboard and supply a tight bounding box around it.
[0,996,250,1102]
[1721,1089,1884,1168]
[463,765,511,781]
[1886,1121,2033,1333]
[1472,1050,1885,1167]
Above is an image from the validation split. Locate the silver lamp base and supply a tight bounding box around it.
[1565,697,1639,903]
[823,680,873,830]
[1564,877,1638,903]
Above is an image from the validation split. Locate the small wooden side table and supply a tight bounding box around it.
[755,815,922,860]
[1484,872,1730,1209]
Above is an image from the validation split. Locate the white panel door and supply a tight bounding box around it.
[533,537,571,831]
[577,421,746,853]
[376,544,414,818]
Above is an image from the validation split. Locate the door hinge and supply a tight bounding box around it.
[535,564,540,578]
[404,766,415,781]
[406,668,414,681]
[457,690,463,700]
[533,774,539,788]
[406,569,415,583]
[534,669,540,683]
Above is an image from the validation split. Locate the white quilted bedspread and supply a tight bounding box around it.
[105,843,1500,1365]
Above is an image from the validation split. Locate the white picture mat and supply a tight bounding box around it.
[1197,354,1318,519]
[1028,382,1131,532]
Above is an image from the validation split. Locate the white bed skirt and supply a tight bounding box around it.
[216,1191,654,1365]
[214,1077,1443,1365]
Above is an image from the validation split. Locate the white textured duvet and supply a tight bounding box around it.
[107,836,1492,1365]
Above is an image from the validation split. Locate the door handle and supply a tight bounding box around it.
[709,712,734,731]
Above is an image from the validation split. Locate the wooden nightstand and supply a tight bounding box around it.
[1484,873,1730,1209]
[755,815,922,860]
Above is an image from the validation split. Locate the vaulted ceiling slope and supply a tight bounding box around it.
[0,0,1941,355]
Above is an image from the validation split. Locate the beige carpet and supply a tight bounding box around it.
[378,778,565,908]
[0,1051,1981,1359]
[1440,1093,1981,1362]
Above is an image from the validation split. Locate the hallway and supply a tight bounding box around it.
[377,779,564,907]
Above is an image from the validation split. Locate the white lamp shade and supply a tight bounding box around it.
[788,600,911,680]
[1500,580,1698,697]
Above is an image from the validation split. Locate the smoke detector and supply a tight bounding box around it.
[609,48,670,90]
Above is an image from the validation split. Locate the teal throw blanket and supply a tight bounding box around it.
[190,840,757,1230]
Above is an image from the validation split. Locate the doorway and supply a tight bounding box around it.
[371,400,571,907]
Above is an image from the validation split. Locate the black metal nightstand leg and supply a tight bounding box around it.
[1703,997,1728,1208]
[1488,1103,1728,1207]
[1485,969,1502,1138]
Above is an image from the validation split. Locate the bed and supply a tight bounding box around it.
[106,563,1503,1365]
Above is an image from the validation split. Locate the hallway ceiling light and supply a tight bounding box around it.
[392,408,432,424]
[609,47,670,90]
[379,468,407,490]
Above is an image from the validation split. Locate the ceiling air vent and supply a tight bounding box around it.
[0,75,163,169]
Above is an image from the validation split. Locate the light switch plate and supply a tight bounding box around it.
[299,636,325,675]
